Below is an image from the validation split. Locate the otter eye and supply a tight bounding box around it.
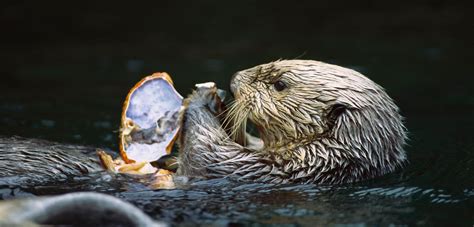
[273,80,287,91]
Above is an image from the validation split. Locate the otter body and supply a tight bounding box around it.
[0,136,102,185]
[0,60,407,186]
[178,60,407,184]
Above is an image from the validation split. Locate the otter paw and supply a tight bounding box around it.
[185,82,226,115]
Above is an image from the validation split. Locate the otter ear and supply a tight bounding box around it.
[327,103,346,126]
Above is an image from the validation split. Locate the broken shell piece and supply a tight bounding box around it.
[120,72,183,163]
[148,171,175,189]
[97,150,157,174]
[195,82,216,89]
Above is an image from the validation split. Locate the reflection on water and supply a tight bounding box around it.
[1,0,473,226]
[1,172,472,225]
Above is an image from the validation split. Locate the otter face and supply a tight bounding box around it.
[229,60,406,169]
[230,61,332,148]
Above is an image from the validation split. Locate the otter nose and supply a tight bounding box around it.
[230,72,239,95]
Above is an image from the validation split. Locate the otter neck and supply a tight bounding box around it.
[258,126,322,158]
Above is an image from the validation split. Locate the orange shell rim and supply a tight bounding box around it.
[119,72,182,163]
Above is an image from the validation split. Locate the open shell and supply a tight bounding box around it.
[119,72,183,163]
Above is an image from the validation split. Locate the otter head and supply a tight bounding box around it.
[228,60,407,175]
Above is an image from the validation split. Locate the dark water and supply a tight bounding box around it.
[1,1,473,226]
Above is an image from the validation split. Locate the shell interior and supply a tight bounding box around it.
[121,73,183,163]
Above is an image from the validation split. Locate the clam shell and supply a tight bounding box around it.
[120,72,183,163]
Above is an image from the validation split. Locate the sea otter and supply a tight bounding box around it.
[0,59,407,226]
[178,60,407,184]
[0,59,407,186]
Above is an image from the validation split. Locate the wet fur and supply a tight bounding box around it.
[177,60,407,184]
[0,136,102,185]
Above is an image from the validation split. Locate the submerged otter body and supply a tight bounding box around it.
[178,60,407,184]
[0,136,102,185]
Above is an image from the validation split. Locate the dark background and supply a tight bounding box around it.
[0,1,473,225]
[1,1,473,147]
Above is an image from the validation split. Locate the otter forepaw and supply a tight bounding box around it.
[184,82,226,115]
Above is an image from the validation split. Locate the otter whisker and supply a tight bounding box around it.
[221,98,251,145]
[216,99,237,118]
[221,101,241,131]
[221,99,246,129]
[237,115,248,146]
[228,107,249,142]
